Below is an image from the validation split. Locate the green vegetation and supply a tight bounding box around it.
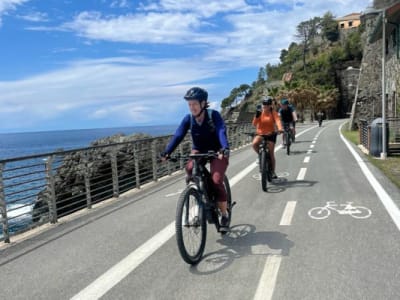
[221,11,364,120]
[341,124,400,189]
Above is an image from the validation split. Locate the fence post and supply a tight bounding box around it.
[0,163,10,243]
[83,152,92,209]
[151,140,158,182]
[45,156,58,224]
[110,147,119,197]
[134,143,141,189]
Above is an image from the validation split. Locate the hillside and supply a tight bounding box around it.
[221,11,363,123]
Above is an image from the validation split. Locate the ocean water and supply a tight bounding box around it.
[0,124,177,160]
[0,125,177,237]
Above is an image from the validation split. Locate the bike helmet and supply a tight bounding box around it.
[184,87,208,102]
[262,96,273,105]
[281,98,289,105]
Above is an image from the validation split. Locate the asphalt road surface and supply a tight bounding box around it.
[1,119,399,300]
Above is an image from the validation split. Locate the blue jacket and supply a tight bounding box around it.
[165,109,229,154]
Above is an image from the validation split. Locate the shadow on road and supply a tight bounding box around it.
[190,224,294,274]
[263,177,318,193]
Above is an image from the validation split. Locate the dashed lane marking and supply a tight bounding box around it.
[280,201,297,226]
[296,168,307,180]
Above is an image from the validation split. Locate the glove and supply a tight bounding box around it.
[222,149,230,158]
[160,151,170,160]
[255,104,262,118]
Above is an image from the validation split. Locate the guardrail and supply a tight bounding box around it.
[0,122,253,243]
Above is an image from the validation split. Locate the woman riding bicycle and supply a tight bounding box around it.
[161,87,230,231]
[252,96,283,179]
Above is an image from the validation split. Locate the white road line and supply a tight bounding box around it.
[303,156,310,163]
[307,150,312,154]
[72,126,317,300]
[297,168,307,180]
[70,223,176,300]
[280,201,297,226]
[253,255,282,300]
[339,123,400,231]
[71,155,257,300]
[310,144,315,148]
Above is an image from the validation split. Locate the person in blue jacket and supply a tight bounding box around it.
[161,87,230,231]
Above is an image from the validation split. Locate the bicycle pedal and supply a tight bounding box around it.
[231,201,237,208]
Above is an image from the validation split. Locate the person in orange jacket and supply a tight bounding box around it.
[252,97,283,179]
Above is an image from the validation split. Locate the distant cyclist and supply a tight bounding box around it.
[278,98,297,146]
[252,96,283,179]
[160,87,230,232]
[316,110,324,127]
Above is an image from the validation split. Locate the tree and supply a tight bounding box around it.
[321,12,339,42]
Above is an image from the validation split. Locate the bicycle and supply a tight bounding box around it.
[282,123,293,155]
[247,132,275,192]
[171,151,235,265]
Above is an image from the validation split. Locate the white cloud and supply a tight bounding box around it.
[0,0,373,131]
[0,0,30,26]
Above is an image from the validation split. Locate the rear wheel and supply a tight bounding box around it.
[260,150,268,192]
[175,185,206,265]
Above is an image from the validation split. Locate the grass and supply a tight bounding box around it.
[341,123,400,189]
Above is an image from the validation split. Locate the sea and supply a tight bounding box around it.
[0,124,177,237]
[0,124,177,160]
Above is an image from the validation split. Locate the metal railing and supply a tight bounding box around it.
[0,122,253,243]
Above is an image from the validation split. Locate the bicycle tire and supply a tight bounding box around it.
[286,131,291,155]
[175,185,207,265]
[222,175,232,233]
[350,206,372,219]
[260,150,268,191]
[308,207,330,219]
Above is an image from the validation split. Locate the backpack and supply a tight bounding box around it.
[190,108,215,132]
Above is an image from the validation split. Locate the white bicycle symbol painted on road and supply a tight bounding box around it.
[308,201,372,219]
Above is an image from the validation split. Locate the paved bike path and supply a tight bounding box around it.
[0,121,399,299]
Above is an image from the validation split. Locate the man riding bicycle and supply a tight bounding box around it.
[252,97,283,179]
[161,87,231,232]
[278,98,297,146]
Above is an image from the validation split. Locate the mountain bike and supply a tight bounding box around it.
[283,122,294,155]
[247,132,275,192]
[171,151,234,265]
[258,134,275,191]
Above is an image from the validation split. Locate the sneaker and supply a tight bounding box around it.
[272,172,278,179]
[219,215,229,233]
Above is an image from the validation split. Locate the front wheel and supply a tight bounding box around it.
[175,185,207,265]
[286,132,291,155]
[260,150,268,192]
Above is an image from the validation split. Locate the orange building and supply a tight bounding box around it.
[336,13,361,29]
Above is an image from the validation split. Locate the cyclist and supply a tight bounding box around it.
[252,96,283,179]
[316,110,324,127]
[161,87,231,232]
[278,98,297,146]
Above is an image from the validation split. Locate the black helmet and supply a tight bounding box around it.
[262,96,272,105]
[184,87,208,102]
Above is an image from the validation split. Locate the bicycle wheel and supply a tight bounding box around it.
[260,150,268,192]
[286,132,291,155]
[308,207,330,219]
[175,185,207,265]
[223,175,232,230]
[351,206,372,219]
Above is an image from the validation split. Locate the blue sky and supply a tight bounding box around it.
[0,0,372,133]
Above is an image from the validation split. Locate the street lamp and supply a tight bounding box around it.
[362,6,387,159]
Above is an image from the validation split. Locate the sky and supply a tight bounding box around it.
[0,0,373,133]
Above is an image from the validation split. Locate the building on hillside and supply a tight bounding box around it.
[336,13,361,30]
